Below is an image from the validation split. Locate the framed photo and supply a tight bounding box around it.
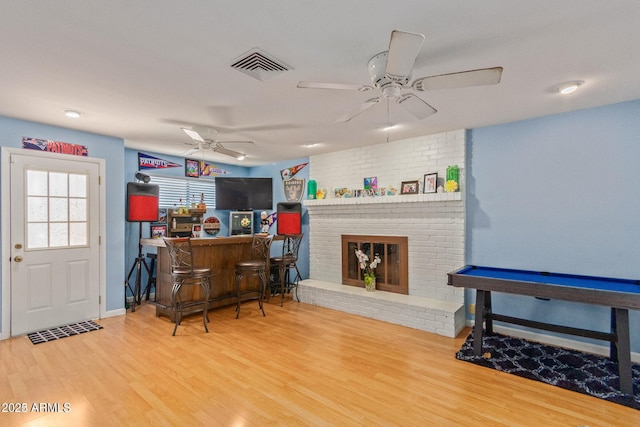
[364,177,377,190]
[401,180,419,195]
[185,159,200,178]
[150,224,167,239]
[423,173,438,194]
[157,208,168,224]
[192,224,203,238]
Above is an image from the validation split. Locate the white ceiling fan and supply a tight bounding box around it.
[298,30,503,122]
[181,127,254,161]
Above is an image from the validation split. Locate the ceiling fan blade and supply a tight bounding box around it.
[182,147,199,156]
[297,81,372,91]
[396,93,437,120]
[412,67,503,91]
[217,140,254,146]
[181,127,205,142]
[336,98,381,122]
[385,30,425,81]
[214,144,246,159]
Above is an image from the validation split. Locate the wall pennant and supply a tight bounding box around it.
[280,162,308,180]
[23,137,88,156]
[138,152,181,170]
[200,161,230,177]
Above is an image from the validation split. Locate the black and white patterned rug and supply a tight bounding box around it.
[27,320,103,345]
[456,331,640,410]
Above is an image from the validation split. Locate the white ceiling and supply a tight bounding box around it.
[1,1,640,166]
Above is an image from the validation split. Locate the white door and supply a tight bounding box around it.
[10,153,100,335]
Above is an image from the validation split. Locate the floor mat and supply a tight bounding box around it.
[456,331,639,410]
[27,320,103,344]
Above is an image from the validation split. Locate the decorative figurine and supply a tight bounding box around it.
[260,211,270,234]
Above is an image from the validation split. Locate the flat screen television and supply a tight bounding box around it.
[215,177,273,211]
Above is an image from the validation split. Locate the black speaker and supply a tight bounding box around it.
[126,182,159,222]
[277,202,302,235]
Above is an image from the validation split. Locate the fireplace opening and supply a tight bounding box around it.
[341,235,408,294]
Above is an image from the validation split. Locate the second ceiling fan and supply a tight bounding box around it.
[298,30,503,122]
[181,127,254,161]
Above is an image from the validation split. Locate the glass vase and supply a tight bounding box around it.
[364,275,376,292]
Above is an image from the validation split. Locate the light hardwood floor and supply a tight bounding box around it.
[0,299,637,426]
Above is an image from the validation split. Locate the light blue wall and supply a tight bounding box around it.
[124,149,310,291]
[0,115,126,323]
[467,99,640,352]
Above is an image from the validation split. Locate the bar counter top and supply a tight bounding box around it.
[141,235,256,248]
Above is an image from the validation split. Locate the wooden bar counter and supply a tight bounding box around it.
[141,235,281,319]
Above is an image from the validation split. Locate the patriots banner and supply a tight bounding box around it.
[138,152,181,170]
[23,137,88,157]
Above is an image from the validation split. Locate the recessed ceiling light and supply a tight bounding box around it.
[557,81,584,95]
[64,109,81,118]
[236,154,246,161]
[304,143,317,148]
[382,125,396,131]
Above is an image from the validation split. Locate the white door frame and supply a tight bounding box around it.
[1,147,107,340]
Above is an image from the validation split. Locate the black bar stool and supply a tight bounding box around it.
[234,234,274,318]
[142,253,157,302]
[269,234,303,306]
[163,237,211,336]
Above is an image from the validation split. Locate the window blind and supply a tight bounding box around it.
[146,174,216,209]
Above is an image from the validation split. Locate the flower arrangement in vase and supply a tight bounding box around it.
[355,249,381,291]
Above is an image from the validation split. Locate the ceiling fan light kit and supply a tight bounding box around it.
[298,30,503,123]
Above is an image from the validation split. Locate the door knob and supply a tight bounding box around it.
[14,256,23,263]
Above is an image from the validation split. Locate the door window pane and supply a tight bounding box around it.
[49,223,69,247]
[28,223,48,248]
[69,198,87,221]
[28,196,48,222]
[49,198,69,222]
[49,172,68,197]
[69,174,86,197]
[27,170,48,196]
[70,223,87,245]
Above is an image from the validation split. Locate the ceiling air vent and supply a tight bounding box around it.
[230,48,292,81]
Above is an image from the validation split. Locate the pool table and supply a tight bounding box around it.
[448,265,640,395]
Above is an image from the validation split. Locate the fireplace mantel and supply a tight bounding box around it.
[303,192,461,207]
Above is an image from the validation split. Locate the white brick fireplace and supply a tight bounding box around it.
[298,130,467,337]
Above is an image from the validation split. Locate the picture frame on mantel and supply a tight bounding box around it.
[401,180,419,195]
[423,173,437,194]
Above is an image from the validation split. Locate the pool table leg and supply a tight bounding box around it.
[473,290,487,356]
[612,308,632,395]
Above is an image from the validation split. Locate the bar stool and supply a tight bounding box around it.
[234,234,274,319]
[163,237,211,336]
[143,253,157,302]
[269,234,303,306]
